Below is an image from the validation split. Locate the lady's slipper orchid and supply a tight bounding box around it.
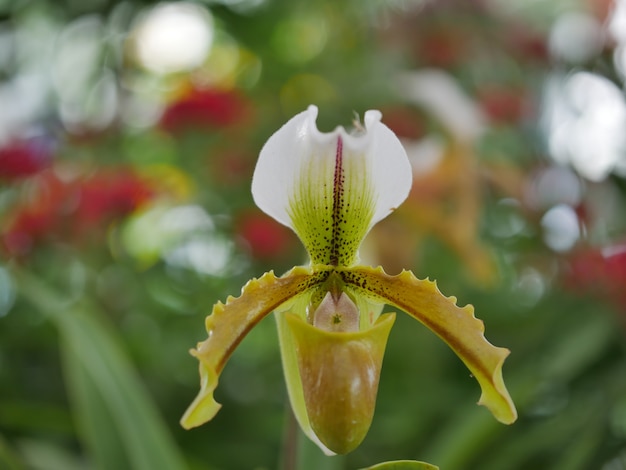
[181,105,517,454]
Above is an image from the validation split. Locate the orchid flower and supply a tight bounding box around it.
[180,105,517,455]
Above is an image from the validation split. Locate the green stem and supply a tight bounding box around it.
[280,406,299,470]
[296,427,346,470]
[280,405,346,470]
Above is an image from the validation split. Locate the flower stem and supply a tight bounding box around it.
[280,406,346,470]
[296,426,345,470]
[280,406,299,470]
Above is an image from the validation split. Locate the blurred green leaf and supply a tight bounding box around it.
[61,343,132,470]
[0,402,74,435]
[16,438,85,470]
[13,268,188,470]
[362,460,439,470]
[424,304,617,469]
[0,434,25,470]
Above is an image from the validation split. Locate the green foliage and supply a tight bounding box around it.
[363,461,438,470]
[13,269,188,470]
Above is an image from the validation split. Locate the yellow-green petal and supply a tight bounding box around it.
[337,266,517,424]
[180,266,327,429]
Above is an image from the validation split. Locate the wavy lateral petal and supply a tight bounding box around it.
[251,105,412,265]
[180,266,329,429]
[338,266,517,424]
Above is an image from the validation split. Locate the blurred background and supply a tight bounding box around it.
[1,0,626,468]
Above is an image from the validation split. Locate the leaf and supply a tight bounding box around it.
[61,340,132,470]
[17,438,86,470]
[338,266,517,424]
[0,434,25,470]
[13,269,188,470]
[362,460,440,470]
[425,310,616,469]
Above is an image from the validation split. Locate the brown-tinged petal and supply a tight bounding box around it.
[338,266,517,424]
[285,312,396,454]
[180,266,329,429]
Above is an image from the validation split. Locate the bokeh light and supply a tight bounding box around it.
[543,71,626,181]
[541,203,581,252]
[132,2,214,74]
[271,12,329,65]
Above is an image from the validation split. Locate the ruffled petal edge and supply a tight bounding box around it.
[180,266,328,429]
[338,265,517,424]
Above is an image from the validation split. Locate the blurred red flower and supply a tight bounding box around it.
[2,167,155,257]
[414,27,471,69]
[478,85,530,124]
[235,209,297,261]
[0,138,54,180]
[75,170,154,228]
[507,28,549,63]
[565,243,626,312]
[379,106,425,140]
[159,88,250,134]
[207,149,254,187]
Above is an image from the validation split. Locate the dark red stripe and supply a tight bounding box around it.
[329,136,344,266]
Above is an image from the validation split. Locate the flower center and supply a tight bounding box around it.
[312,291,359,332]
